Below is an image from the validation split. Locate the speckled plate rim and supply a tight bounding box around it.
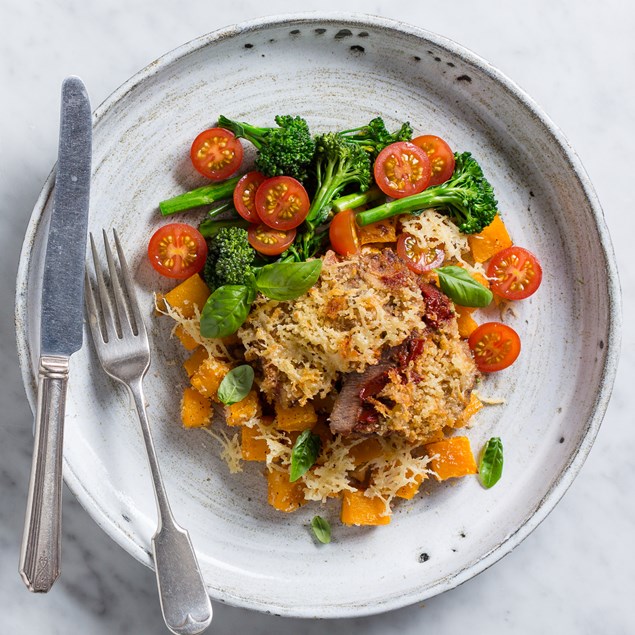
[15,12,621,618]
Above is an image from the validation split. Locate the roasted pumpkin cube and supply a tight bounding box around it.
[241,424,268,461]
[275,403,318,432]
[425,436,478,481]
[341,490,391,526]
[225,390,261,426]
[160,274,210,319]
[457,393,483,427]
[455,305,479,339]
[267,468,306,512]
[174,323,199,351]
[190,357,230,400]
[468,214,513,263]
[183,347,209,378]
[358,217,397,245]
[181,387,212,428]
[348,438,383,466]
[396,473,424,500]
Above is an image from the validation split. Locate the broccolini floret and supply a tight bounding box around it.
[203,227,256,290]
[338,117,413,158]
[217,115,315,182]
[288,133,371,260]
[308,133,371,227]
[356,152,498,234]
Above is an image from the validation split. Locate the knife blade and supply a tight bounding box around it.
[20,76,92,593]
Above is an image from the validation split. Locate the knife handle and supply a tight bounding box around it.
[19,355,69,593]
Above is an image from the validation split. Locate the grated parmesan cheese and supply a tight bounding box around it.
[365,436,435,514]
[202,427,243,474]
[400,210,487,277]
[472,391,507,405]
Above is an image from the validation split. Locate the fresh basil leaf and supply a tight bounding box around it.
[479,437,504,488]
[217,364,254,405]
[254,260,322,301]
[290,429,321,482]
[200,284,255,339]
[310,515,331,544]
[435,266,493,307]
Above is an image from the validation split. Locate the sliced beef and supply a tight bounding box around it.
[329,333,429,436]
[329,360,393,435]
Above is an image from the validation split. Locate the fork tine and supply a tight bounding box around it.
[89,232,116,341]
[102,229,134,337]
[84,269,105,342]
[113,229,145,337]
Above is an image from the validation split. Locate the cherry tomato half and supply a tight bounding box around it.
[468,322,521,372]
[374,142,431,199]
[247,223,296,256]
[486,246,543,301]
[411,135,455,186]
[190,128,243,180]
[329,209,360,256]
[396,233,445,274]
[255,176,310,230]
[234,171,266,222]
[148,223,208,279]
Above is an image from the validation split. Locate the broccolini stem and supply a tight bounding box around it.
[306,166,338,228]
[159,177,239,216]
[216,116,266,149]
[206,200,238,220]
[205,201,238,220]
[356,190,462,226]
[332,186,384,213]
[199,218,249,239]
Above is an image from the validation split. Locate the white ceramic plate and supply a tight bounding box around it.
[15,13,620,618]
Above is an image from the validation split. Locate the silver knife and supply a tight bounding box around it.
[19,77,92,593]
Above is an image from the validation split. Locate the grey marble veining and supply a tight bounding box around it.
[1,0,633,633]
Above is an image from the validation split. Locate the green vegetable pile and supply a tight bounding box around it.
[158,113,501,337]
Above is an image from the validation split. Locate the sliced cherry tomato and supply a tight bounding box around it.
[468,322,521,372]
[254,176,310,230]
[487,246,543,300]
[374,142,431,199]
[247,223,296,256]
[148,223,208,279]
[329,209,360,256]
[396,233,445,274]
[234,171,266,222]
[411,135,455,186]
[190,128,243,180]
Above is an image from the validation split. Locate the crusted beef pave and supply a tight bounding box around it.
[329,264,477,442]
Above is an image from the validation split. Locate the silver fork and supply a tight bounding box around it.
[85,230,212,635]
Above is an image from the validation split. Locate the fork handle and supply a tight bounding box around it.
[19,355,68,592]
[128,380,212,634]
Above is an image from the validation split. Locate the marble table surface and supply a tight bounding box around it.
[1,0,633,633]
